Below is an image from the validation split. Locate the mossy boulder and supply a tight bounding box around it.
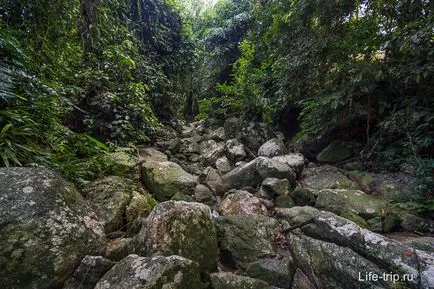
[246,257,296,288]
[258,138,287,157]
[315,189,387,224]
[141,161,197,201]
[0,167,106,289]
[317,140,352,163]
[137,201,218,274]
[215,215,280,267]
[219,190,268,216]
[210,272,272,289]
[125,190,158,228]
[301,165,359,190]
[275,195,295,208]
[63,256,115,289]
[82,176,134,234]
[290,186,316,206]
[95,254,202,289]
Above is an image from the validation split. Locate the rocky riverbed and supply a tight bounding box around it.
[1,119,433,289]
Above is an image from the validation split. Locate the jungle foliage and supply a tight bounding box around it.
[0,0,192,184]
[193,0,433,196]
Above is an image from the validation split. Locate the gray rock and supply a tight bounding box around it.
[226,139,247,162]
[276,207,434,288]
[194,184,216,206]
[215,156,232,174]
[290,186,316,206]
[125,190,157,229]
[317,140,353,163]
[240,122,273,153]
[246,257,296,288]
[198,166,224,194]
[0,167,106,289]
[401,213,433,233]
[258,138,287,157]
[199,140,226,166]
[274,195,295,208]
[105,238,132,261]
[141,161,197,201]
[255,157,296,187]
[82,176,133,234]
[63,256,115,289]
[95,254,201,289]
[291,269,316,289]
[301,165,359,190]
[215,215,279,266]
[210,272,272,289]
[136,201,218,273]
[219,190,268,216]
[261,178,290,196]
[315,189,386,227]
[272,153,305,178]
[138,148,168,162]
[210,126,226,141]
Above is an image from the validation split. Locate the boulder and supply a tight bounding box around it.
[220,157,296,193]
[0,167,106,289]
[246,257,296,288]
[274,195,295,208]
[138,148,168,162]
[141,161,197,201]
[224,117,243,139]
[198,166,224,194]
[276,207,434,288]
[210,126,226,141]
[136,201,218,273]
[94,254,201,289]
[226,139,247,162]
[261,178,290,197]
[105,238,132,261]
[316,140,353,163]
[125,190,158,229]
[179,136,201,154]
[194,184,216,206]
[291,269,316,289]
[210,272,272,289]
[82,176,133,234]
[272,153,305,178]
[258,138,287,157]
[219,190,268,216]
[215,215,279,266]
[215,156,232,174]
[290,187,316,206]
[240,122,273,153]
[301,165,358,190]
[106,151,136,170]
[63,256,115,289]
[199,140,226,166]
[401,213,433,233]
[315,189,386,227]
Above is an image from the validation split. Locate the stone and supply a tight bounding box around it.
[210,126,226,141]
[194,184,216,206]
[215,156,232,174]
[106,152,136,169]
[137,201,218,273]
[404,237,434,253]
[246,257,296,288]
[315,189,386,223]
[224,117,243,139]
[125,190,158,229]
[179,136,201,154]
[199,140,226,166]
[219,190,268,216]
[82,176,133,234]
[63,256,115,289]
[94,254,201,289]
[258,138,287,157]
[290,187,316,206]
[401,213,432,233]
[276,207,434,288]
[141,161,197,201]
[138,148,168,162]
[0,167,106,289]
[226,138,247,162]
[198,166,224,194]
[210,272,272,289]
[291,269,316,289]
[240,122,273,153]
[255,157,296,187]
[316,140,353,163]
[105,238,132,261]
[301,165,359,190]
[274,195,295,208]
[272,153,305,178]
[261,178,290,196]
[215,215,279,266]
[170,192,195,202]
